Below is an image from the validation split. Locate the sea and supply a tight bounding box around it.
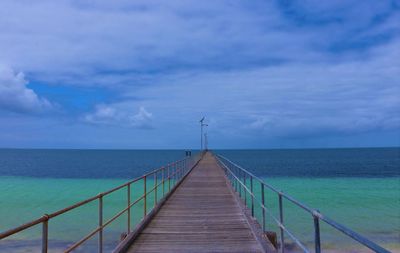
[0,148,399,252]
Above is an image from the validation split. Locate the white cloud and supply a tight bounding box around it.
[84,104,153,129]
[0,66,52,113]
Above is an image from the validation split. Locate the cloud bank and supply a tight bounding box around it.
[0,0,398,148]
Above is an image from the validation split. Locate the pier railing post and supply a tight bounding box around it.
[168,164,171,191]
[235,165,238,193]
[127,184,131,233]
[313,211,321,253]
[279,192,284,253]
[98,194,103,253]
[244,172,247,206]
[179,161,181,180]
[179,161,181,179]
[42,215,49,253]
[162,166,165,197]
[154,172,157,206]
[233,174,238,192]
[176,162,179,184]
[144,176,147,216]
[238,167,242,197]
[261,183,265,232]
[250,176,254,217]
[180,160,183,179]
[172,162,174,186]
[176,162,179,183]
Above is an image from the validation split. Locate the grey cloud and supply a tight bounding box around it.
[119,38,400,138]
[0,0,347,85]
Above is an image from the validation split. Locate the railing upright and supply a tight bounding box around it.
[239,168,242,197]
[279,192,284,253]
[244,172,247,206]
[144,176,147,216]
[250,176,254,217]
[162,166,165,197]
[98,194,103,253]
[235,166,239,192]
[127,184,131,233]
[261,183,266,232]
[42,216,48,253]
[154,172,157,206]
[180,161,182,178]
[168,164,171,191]
[178,161,180,179]
[313,211,321,253]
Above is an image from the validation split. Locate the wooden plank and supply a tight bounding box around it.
[124,152,268,253]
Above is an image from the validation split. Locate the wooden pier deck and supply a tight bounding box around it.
[124,152,269,253]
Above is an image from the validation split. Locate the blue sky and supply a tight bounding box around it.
[0,0,399,149]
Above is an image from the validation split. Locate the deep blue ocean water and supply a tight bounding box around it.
[0,148,398,178]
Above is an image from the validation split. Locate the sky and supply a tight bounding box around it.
[0,0,399,149]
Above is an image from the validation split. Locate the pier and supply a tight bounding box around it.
[119,152,271,253]
[0,151,391,253]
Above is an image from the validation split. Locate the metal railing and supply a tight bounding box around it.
[216,154,391,253]
[0,152,203,253]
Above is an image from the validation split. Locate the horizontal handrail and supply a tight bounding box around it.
[216,154,391,253]
[0,151,204,253]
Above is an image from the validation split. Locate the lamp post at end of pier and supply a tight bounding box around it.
[199,117,208,150]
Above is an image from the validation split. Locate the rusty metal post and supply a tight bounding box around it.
[127,184,131,233]
[279,193,284,253]
[98,195,103,253]
[42,215,49,253]
[144,176,147,216]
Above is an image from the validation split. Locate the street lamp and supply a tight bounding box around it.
[199,117,208,150]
